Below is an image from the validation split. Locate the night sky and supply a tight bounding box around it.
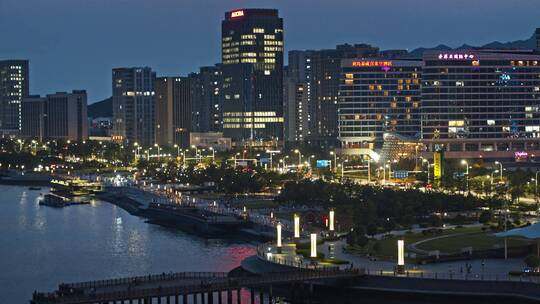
[1,0,539,102]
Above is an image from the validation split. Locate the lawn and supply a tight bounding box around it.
[351,227,491,261]
[416,232,532,253]
[242,199,281,210]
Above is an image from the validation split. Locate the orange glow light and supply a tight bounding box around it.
[231,10,244,18]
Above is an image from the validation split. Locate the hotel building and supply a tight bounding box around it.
[339,59,422,158]
[221,9,284,144]
[421,50,540,159]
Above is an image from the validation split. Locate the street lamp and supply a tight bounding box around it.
[173,144,180,158]
[308,154,315,168]
[494,161,503,179]
[294,149,301,167]
[154,144,160,159]
[461,159,469,192]
[341,159,348,178]
[209,147,215,163]
[191,145,199,160]
[330,151,337,172]
[491,170,499,194]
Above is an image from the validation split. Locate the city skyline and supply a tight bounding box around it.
[1,0,539,102]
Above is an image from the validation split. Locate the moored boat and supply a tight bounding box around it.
[39,193,90,208]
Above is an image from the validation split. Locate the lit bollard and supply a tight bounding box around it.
[310,233,317,258]
[294,214,300,239]
[329,210,335,232]
[397,239,405,274]
[277,222,282,253]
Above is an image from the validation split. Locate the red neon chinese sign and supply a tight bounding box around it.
[231,10,244,18]
[438,53,475,60]
[351,61,393,67]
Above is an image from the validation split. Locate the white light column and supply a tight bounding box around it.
[294,214,300,239]
[329,210,335,232]
[276,223,282,253]
[310,233,317,258]
[397,239,405,274]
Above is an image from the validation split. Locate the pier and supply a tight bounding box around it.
[31,269,361,304]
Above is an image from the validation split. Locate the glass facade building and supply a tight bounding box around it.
[339,59,422,154]
[154,77,191,148]
[0,60,29,132]
[112,67,156,146]
[221,9,284,144]
[421,50,540,155]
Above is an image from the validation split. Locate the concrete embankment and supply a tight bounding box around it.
[98,188,264,238]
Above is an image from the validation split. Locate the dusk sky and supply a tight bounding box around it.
[1,0,539,102]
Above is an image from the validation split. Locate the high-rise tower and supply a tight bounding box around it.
[221,9,284,145]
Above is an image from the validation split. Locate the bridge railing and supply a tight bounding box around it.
[64,272,228,290]
[33,268,362,304]
[364,268,540,284]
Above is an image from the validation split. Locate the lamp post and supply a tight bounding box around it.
[294,149,301,167]
[134,142,139,160]
[308,155,315,168]
[191,145,199,161]
[174,144,180,158]
[494,161,503,179]
[209,147,215,163]
[154,144,160,160]
[330,151,337,172]
[341,159,349,178]
[461,160,469,193]
[491,170,499,195]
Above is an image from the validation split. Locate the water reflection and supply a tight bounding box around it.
[0,185,255,303]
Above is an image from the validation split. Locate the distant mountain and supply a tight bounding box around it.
[409,34,536,57]
[88,97,112,118]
